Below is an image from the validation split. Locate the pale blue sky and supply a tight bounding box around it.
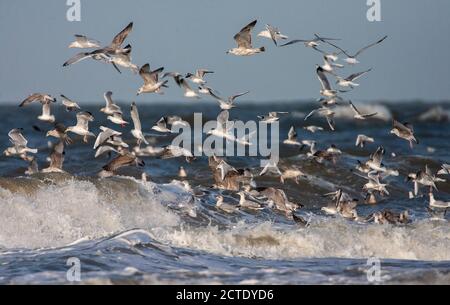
[0,0,449,103]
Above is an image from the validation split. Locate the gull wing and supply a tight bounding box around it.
[234,20,257,49]
[109,22,133,49]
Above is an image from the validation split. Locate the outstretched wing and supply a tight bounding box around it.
[234,20,257,49]
[110,22,133,49]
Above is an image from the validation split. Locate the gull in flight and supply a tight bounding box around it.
[304,106,335,131]
[94,126,122,150]
[160,145,195,163]
[207,88,249,110]
[98,152,145,178]
[137,64,168,95]
[130,102,148,145]
[281,34,339,48]
[207,110,235,141]
[407,165,443,196]
[66,111,96,143]
[323,35,388,65]
[283,126,301,146]
[303,125,323,133]
[151,116,188,134]
[185,69,214,85]
[258,187,301,215]
[41,141,65,173]
[46,123,73,145]
[3,128,38,160]
[390,119,418,148]
[101,91,122,115]
[320,56,344,74]
[179,78,200,99]
[259,157,283,178]
[19,93,57,123]
[63,22,134,73]
[362,172,390,196]
[60,94,81,112]
[316,66,339,98]
[336,69,372,89]
[216,160,238,181]
[68,35,101,49]
[107,112,129,127]
[257,24,288,46]
[227,20,265,56]
[257,112,288,124]
[110,44,139,74]
[355,134,374,148]
[349,101,378,120]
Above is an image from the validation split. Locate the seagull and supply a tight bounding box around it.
[162,72,183,87]
[152,117,173,133]
[107,112,129,127]
[41,141,65,173]
[68,35,101,49]
[237,191,263,210]
[362,172,390,196]
[98,152,145,178]
[259,158,282,178]
[160,145,194,162]
[257,24,288,46]
[94,126,122,150]
[207,110,235,142]
[407,165,443,196]
[136,64,168,95]
[283,126,302,146]
[304,106,335,131]
[46,123,73,145]
[257,112,288,123]
[437,164,450,175]
[3,128,38,160]
[336,69,372,88]
[227,20,265,56]
[323,35,388,65]
[101,91,122,115]
[66,111,95,143]
[316,66,339,98]
[60,94,81,112]
[355,134,375,148]
[19,93,57,123]
[303,125,323,133]
[130,102,148,145]
[320,56,344,74]
[63,22,134,73]
[390,119,418,148]
[280,34,340,48]
[185,69,214,85]
[280,167,307,184]
[110,44,139,74]
[349,101,378,120]
[215,195,239,214]
[207,88,249,110]
[179,78,200,99]
[95,145,120,159]
[107,134,129,148]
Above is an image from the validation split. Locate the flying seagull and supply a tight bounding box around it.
[323,35,388,65]
[60,94,81,112]
[336,69,372,88]
[130,102,149,145]
[179,78,200,99]
[355,134,375,148]
[137,64,168,95]
[227,20,265,56]
[349,101,378,120]
[68,35,101,49]
[207,88,249,110]
[257,24,288,46]
[66,111,96,143]
[281,34,339,48]
[63,22,134,72]
[46,123,73,145]
[185,69,214,84]
[98,152,145,178]
[19,93,57,123]
[101,91,122,115]
[390,119,418,148]
[3,128,38,160]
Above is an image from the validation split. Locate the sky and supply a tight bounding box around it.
[1,0,450,104]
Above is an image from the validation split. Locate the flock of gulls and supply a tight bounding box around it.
[3,20,449,226]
